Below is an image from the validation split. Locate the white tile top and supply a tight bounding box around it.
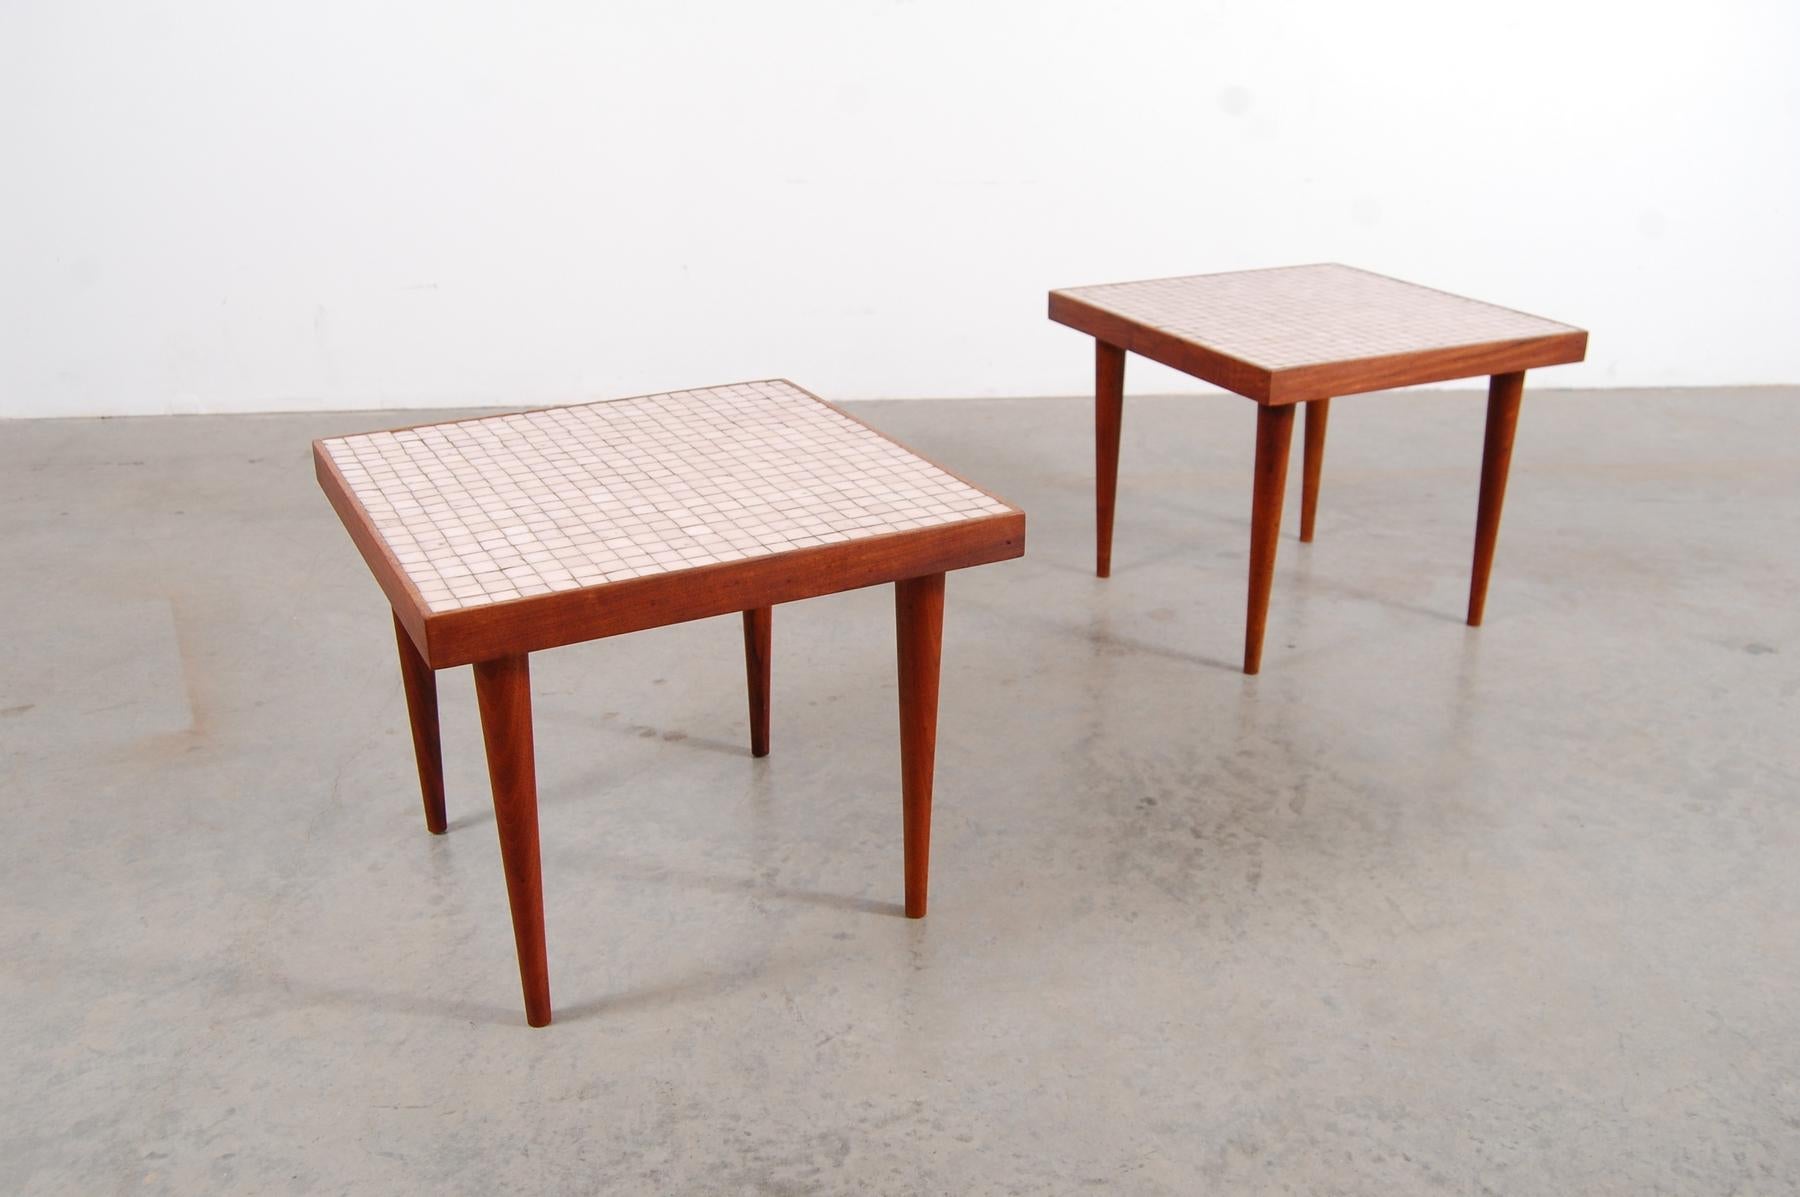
[1054,264,1581,371]
[321,380,1013,614]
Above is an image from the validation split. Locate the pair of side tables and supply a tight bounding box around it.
[316,264,1587,1025]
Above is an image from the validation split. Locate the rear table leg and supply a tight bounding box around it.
[743,607,772,757]
[1300,398,1331,544]
[394,613,446,834]
[1095,341,1126,578]
[1468,371,1526,627]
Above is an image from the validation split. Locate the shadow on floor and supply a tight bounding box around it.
[550,851,909,921]
[258,945,840,1027]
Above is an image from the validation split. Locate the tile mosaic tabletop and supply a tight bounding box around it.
[1053,263,1581,371]
[319,380,1013,614]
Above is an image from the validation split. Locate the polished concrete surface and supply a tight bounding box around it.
[2,388,1796,1194]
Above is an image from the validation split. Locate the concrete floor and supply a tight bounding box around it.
[2,387,1797,1194]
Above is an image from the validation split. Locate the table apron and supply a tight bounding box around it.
[418,512,1025,668]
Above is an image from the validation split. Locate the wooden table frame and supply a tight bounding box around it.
[316,385,1024,1026]
[1049,267,1587,673]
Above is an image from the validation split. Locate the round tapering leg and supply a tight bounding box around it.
[743,607,772,757]
[473,654,550,1028]
[1245,404,1296,674]
[393,613,446,834]
[1300,398,1331,544]
[1468,372,1525,627]
[1095,341,1126,578]
[895,573,945,919]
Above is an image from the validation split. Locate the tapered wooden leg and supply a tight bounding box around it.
[393,613,446,835]
[895,573,945,919]
[1468,371,1525,627]
[742,607,771,758]
[472,654,550,1028]
[1245,404,1296,675]
[1094,340,1126,578]
[1299,397,1331,544]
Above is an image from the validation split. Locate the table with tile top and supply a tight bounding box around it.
[1048,264,1588,673]
[315,379,1024,1026]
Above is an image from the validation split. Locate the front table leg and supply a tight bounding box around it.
[895,573,945,919]
[472,653,551,1027]
[1244,404,1296,674]
[1468,371,1526,627]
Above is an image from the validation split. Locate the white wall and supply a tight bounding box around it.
[3,0,1797,418]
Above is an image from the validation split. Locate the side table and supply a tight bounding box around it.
[1049,264,1587,672]
[316,380,1024,1025]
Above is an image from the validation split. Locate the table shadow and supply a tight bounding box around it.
[552,850,908,920]
[257,945,838,1028]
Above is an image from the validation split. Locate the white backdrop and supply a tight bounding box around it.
[3,0,1797,417]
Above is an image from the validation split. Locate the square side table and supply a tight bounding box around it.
[316,379,1024,1025]
[1049,264,1587,672]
